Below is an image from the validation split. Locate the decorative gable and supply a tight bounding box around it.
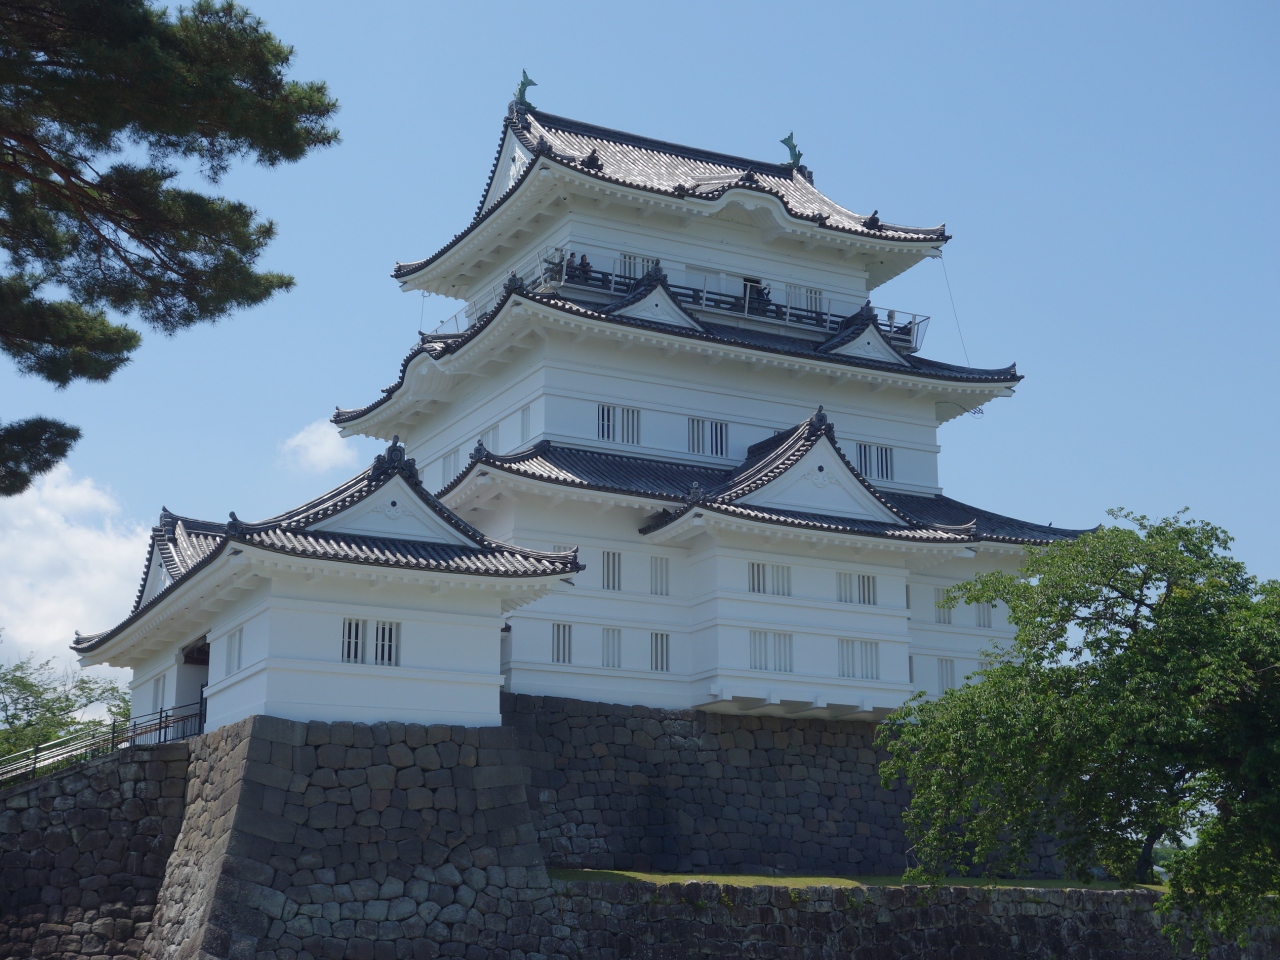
[826,324,908,365]
[305,474,473,545]
[137,544,172,607]
[611,284,702,330]
[480,130,532,215]
[735,440,904,524]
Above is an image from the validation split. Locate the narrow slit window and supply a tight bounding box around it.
[650,632,670,672]
[909,655,915,685]
[342,618,365,664]
[934,588,952,624]
[151,674,166,714]
[602,628,621,668]
[688,417,706,454]
[937,658,956,691]
[773,632,794,673]
[974,603,993,629]
[769,564,791,597]
[838,638,856,678]
[374,621,400,666]
[601,551,622,591]
[225,627,243,677]
[857,640,880,680]
[519,405,531,444]
[748,561,767,594]
[442,448,460,484]
[877,446,894,481]
[688,418,727,456]
[552,623,573,664]
[855,443,894,481]
[858,574,877,606]
[838,572,855,604]
[710,420,728,458]
[598,404,615,442]
[650,556,670,596]
[750,631,792,672]
[750,630,768,670]
[620,407,641,445]
[599,405,640,444]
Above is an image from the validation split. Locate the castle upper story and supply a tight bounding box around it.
[336,99,1021,499]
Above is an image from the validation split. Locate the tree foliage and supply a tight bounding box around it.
[878,511,1280,953]
[0,0,338,493]
[0,652,129,757]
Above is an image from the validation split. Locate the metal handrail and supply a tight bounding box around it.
[427,247,929,352]
[0,699,206,788]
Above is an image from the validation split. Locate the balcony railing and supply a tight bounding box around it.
[0,700,206,788]
[427,246,929,353]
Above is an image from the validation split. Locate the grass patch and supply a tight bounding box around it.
[548,868,1165,893]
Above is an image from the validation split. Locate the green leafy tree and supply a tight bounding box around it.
[878,511,1280,953]
[0,652,129,756]
[0,0,339,494]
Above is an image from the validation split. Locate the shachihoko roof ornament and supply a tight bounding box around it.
[514,70,537,110]
[780,132,802,170]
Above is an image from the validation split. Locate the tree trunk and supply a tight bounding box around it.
[1135,825,1165,883]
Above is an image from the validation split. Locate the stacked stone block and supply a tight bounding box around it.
[502,694,908,876]
[145,716,551,960]
[0,744,189,960]
[542,879,1274,960]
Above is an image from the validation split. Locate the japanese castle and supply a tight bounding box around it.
[75,91,1086,732]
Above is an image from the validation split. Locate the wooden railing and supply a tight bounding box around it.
[0,700,205,788]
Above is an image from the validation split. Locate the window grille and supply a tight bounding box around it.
[601,551,622,591]
[618,253,657,278]
[650,556,670,596]
[710,420,728,457]
[856,443,895,481]
[748,561,767,594]
[599,405,640,444]
[442,448,460,484]
[151,674,166,714]
[688,418,727,456]
[552,544,572,553]
[552,623,572,664]
[934,588,952,624]
[749,631,792,672]
[769,564,791,597]
[225,627,243,677]
[519,405,531,444]
[838,572,855,604]
[342,618,365,664]
[650,632,670,672]
[909,655,915,685]
[785,284,823,314]
[374,621,400,667]
[857,640,880,680]
[937,658,956,691]
[838,637,856,678]
[479,425,499,452]
[858,574,878,606]
[602,628,622,668]
[905,583,912,617]
[975,603,993,629]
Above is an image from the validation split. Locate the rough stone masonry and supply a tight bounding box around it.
[0,701,1273,960]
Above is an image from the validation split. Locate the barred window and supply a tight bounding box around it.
[838,638,880,680]
[552,623,572,664]
[937,658,956,692]
[602,628,621,668]
[601,551,622,591]
[934,588,952,624]
[838,572,855,604]
[749,631,793,673]
[974,602,993,629]
[373,621,400,667]
[225,627,243,677]
[856,443,895,481]
[341,618,365,664]
[769,564,791,597]
[688,418,729,456]
[748,561,767,594]
[858,574,877,606]
[650,556,669,596]
[442,448,460,484]
[650,632,670,672]
[619,253,657,278]
[519,405,531,443]
[599,404,641,444]
[479,425,499,452]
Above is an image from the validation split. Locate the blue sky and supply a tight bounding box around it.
[2,1,1277,663]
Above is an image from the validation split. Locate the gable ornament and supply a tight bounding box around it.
[514,70,537,110]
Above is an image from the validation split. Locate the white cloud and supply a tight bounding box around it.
[281,417,359,472]
[0,466,148,677]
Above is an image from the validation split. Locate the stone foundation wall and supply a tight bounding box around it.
[541,878,1275,960]
[502,694,909,876]
[0,743,189,960]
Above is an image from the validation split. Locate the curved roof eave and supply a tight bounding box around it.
[391,152,949,287]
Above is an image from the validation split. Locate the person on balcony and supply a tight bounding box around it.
[565,252,578,282]
[577,254,593,279]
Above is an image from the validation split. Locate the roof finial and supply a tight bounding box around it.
[811,405,828,428]
[226,511,243,535]
[864,209,881,230]
[514,70,537,110]
[688,481,704,503]
[470,440,487,462]
[780,132,802,169]
[385,435,405,465]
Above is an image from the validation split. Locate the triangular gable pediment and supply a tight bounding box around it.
[480,129,533,215]
[137,543,172,608]
[735,440,904,524]
[826,324,908,365]
[305,474,473,545]
[612,285,702,329]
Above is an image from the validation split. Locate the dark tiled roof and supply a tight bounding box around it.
[445,425,1089,548]
[73,443,580,655]
[391,106,948,282]
[332,283,1018,427]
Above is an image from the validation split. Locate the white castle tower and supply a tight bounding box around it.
[76,92,1086,732]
